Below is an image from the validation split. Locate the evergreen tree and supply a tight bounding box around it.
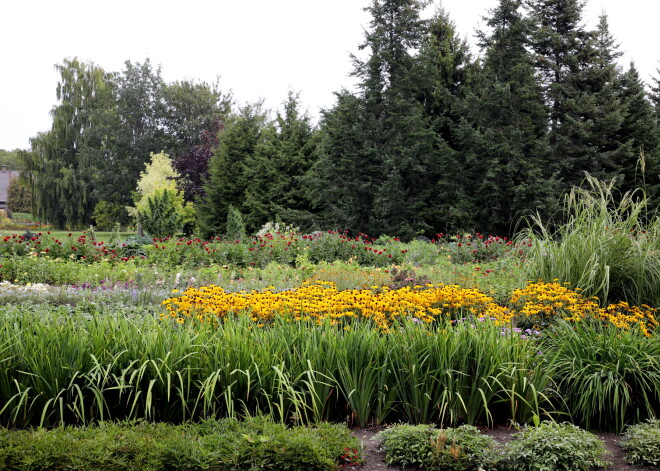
[526,0,591,186]
[455,0,555,234]
[308,92,374,233]
[243,92,317,229]
[312,0,442,238]
[407,7,480,232]
[651,66,660,117]
[615,62,660,197]
[584,14,630,182]
[198,103,268,238]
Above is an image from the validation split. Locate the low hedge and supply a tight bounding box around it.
[0,417,361,471]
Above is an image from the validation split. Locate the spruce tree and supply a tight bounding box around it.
[243,92,317,230]
[455,0,556,234]
[615,62,660,197]
[198,103,268,238]
[651,66,660,117]
[584,14,630,182]
[312,0,438,238]
[526,0,595,187]
[412,8,481,232]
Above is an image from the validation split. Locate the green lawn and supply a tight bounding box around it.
[1,213,136,242]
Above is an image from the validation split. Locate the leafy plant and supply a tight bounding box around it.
[0,418,359,471]
[378,424,499,471]
[620,418,660,467]
[138,189,183,238]
[225,204,246,241]
[502,422,610,471]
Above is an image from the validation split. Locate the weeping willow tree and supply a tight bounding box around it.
[23,58,115,228]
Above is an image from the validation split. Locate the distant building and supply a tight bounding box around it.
[0,166,20,211]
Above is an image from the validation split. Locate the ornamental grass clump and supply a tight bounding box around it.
[520,176,660,308]
[547,320,660,432]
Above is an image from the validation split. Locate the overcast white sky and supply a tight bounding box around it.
[1,0,658,150]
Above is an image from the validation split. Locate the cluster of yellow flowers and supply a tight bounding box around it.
[161,280,658,335]
[161,281,506,331]
[510,281,658,335]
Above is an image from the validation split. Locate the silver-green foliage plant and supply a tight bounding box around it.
[502,422,610,471]
[378,424,499,471]
[620,419,660,467]
[225,204,246,241]
[520,175,660,307]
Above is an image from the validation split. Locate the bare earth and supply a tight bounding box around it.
[350,426,657,471]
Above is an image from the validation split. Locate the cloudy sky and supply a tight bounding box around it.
[1,0,658,150]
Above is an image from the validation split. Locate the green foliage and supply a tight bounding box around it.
[130,152,190,237]
[502,422,610,471]
[5,176,31,214]
[198,103,268,238]
[0,305,553,428]
[225,204,246,241]
[0,418,358,471]
[0,149,24,170]
[521,176,660,307]
[547,321,660,432]
[378,424,499,471]
[620,419,660,467]
[137,189,183,238]
[378,424,436,467]
[92,200,126,232]
[25,58,114,228]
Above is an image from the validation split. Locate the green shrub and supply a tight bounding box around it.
[138,189,183,238]
[378,424,435,467]
[378,424,499,471]
[6,176,31,214]
[620,419,660,467]
[93,200,127,231]
[225,204,246,241]
[502,422,610,471]
[0,418,359,471]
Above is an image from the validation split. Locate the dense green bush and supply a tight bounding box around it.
[620,419,660,467]
[138,189,183,238]
[0,418,359,471]
[378,424,499,471]
[5,176,31,214]
[502,422,610,471]
[225,204,246,241]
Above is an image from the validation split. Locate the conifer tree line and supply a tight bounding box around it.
[22,0,660,239]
